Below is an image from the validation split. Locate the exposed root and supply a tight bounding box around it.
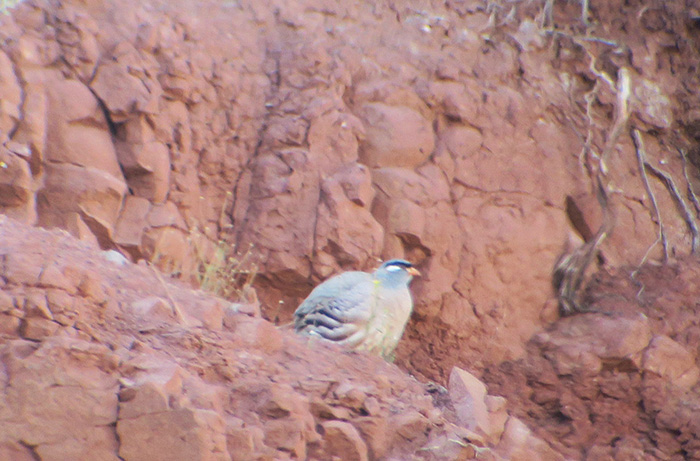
[599,68,631,169]
[554,67,630,316]
[630,131,699,257]
[581,0,590,25]
[644,159,700,255]
[538,0,594,29]
[578,80,600,176]
[680,147,700,217]
[631,129,668,262]
[540,0,554,28]
[554,177,612,315]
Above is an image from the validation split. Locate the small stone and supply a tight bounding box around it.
[130,297,178,325]
[354,417,390,460]
[4,252,43,285]
[20,317,59,340]
[375,375,391,390]
[310,397,353,421]
[232,317,283,354]
[119,381,171,419]
[333,381,367,410]
[322,420,368,461]
[259,384,302,419]
[392,409,430,442]
[227,425,256,461]
[0,291,15,312]
[37,163,126,247]
[495,417,563,461]
[114,196,151,248]
[264,418,306,458]
[119,358,184,413]
[362,396,381,416]
[194,299,224,331]
[449,367,490,437]
[23,291,52,319]
[485,395,508,443]
[0,441,37,461]
[46,289,76,315]
[426,407,444,425]
[103,250,130,266]
[91,57,159,120]
[632,77,673,129]
[0,314,20,336]
[78,274,107,304]
[225,301,261,320]
[38,263,73,291]
[61,265,86,295]
[117,408,229,461]
[545,313,652,375]
[642,335,699,389]
[0,147,32,209]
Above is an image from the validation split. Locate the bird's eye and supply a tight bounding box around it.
[385,265,403,272]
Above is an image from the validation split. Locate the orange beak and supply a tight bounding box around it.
[407,267,421,277]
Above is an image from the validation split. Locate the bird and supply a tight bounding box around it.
[293,259,420,359]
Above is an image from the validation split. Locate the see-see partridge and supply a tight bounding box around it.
[293,259,420,359]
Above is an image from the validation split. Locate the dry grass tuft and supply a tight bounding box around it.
[190,230,258,302]
[1,0,22,14]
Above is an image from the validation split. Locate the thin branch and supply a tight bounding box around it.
[149,263,188,325]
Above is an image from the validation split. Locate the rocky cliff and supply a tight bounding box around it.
[1,0,700,459]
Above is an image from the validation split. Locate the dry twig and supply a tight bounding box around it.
[149,263,188,325]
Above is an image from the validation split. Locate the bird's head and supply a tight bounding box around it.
[374,259,421,287]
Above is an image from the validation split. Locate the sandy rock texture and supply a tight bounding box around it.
[0,215,557,460]
[2,0,700,458]
[1,0,699,384]
[485,259,700,460]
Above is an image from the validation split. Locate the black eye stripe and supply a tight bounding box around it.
[385,261,413,269]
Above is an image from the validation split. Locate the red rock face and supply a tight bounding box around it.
[0,215,559,460]
[1,0,700,458]
[484,259,700,460]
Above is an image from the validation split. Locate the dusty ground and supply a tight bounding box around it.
[1,0,700,459]
[485,259,700,460]
[0,214,558,460]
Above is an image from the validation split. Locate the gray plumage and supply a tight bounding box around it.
[294,259,420,359]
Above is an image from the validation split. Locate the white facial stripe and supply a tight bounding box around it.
[385,265,403,272]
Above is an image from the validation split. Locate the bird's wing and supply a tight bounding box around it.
[294,271,375,342]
